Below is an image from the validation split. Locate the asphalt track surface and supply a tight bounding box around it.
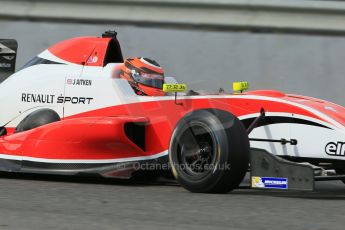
[0,173,345,230]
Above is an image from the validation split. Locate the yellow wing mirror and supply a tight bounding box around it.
[233,81,249,93]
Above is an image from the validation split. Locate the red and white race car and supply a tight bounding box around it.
[1,31,345,193]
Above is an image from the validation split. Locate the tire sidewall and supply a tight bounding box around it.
[169,109,249,193]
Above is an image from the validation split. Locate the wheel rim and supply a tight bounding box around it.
[177,121,218,179]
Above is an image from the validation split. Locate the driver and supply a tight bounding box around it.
[118,57,165,96]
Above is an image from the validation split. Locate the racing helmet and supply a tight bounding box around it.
[120,57,165,96]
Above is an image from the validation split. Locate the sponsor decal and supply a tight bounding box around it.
[2,55,15,61]
[21,93,55,104]
[325,142,345,156]
[324,106,338,113]
[0,43,16,54]
[252,176,288,189]
[87,54,98,64]
[21,93,93,104]
[56,96,93,104]
[0,63,11,68]
[66,79,92,86]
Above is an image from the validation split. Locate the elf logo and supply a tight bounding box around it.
[325,142,345,156]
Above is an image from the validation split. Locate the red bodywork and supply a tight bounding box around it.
[48,36,111,66]
[1,95,343,161]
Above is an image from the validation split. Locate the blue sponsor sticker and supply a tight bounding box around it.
[252,176,288,189]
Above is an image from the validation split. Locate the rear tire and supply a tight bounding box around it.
[15,108,60,133]
[169,109,250,193]
[334,165,345,184]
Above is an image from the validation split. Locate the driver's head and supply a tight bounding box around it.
[120,57,165,96]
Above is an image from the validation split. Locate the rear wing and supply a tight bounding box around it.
[0,39,17,82]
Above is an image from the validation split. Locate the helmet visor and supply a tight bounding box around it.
[131,71,164,89]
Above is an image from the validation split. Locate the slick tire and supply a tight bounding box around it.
[169,109,250,193]
[334,166,345,184]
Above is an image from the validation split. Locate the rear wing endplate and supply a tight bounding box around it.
[0,39,18,82]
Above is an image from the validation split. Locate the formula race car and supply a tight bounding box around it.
[1,31,345,193]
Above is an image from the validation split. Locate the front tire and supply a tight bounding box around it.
[169,109,250,193]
